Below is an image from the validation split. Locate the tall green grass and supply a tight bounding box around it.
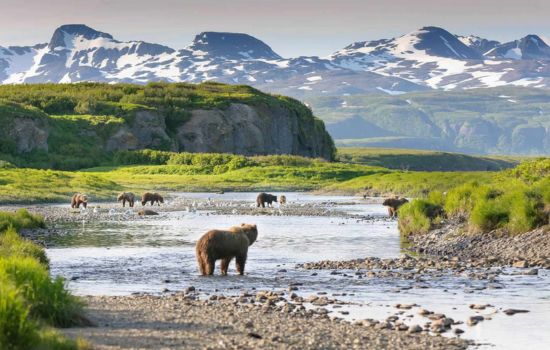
[399,159,549,236]
[0,210,86,349]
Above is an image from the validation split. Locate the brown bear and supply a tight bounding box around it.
[71,193,88,209]
[195,223,258,276]
[279,195,287,205]
[256,193,277,208]
[383,196,409,218]
[117,192,135,207]
[141,192,164,206]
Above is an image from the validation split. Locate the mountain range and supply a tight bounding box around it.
[1,24,550,96]
[1,24,549,155]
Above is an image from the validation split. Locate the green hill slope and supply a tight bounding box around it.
[308,86,550,155]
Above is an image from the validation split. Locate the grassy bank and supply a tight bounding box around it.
[0,150,513,204]
[398,158,550,236]
[0,210,86,349]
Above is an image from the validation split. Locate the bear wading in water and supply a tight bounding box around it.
[279,195,287,205]
[383,196,409,218]
[195,224,258,276]
[256,193,277,208]
[71,193,88,209]
[117,192,135,207]
[141,192,164,206]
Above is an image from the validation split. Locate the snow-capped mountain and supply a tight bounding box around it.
[1,24,550,96]
[485,35,550,60]
[330,26,550,90]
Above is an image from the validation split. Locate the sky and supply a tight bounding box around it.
[1,0,549,57]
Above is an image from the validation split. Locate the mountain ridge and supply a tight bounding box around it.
[1,24,550,96]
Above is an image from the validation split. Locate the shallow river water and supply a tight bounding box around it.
[43,192,550,350]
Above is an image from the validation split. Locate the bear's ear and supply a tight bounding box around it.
[241,223,246,226]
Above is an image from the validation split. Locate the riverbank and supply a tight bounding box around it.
[63,293,469,350]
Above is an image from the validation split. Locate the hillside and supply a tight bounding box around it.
[0,82,335,169]
[309,87,550,156]
[337,148,517,171]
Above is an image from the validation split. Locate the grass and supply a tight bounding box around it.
[0,149,538,204]
[0,210,87,350]
[398,159,550,236]
[337,147,517,171]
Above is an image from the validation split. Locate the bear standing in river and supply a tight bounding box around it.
[141,192,164,206]
[71,193,88,209]
[383,196,409,218]
[256,193,277,208]
[117,192,135,207]
[279,195,287,205]
[195,224,258,276]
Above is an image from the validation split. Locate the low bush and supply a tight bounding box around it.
[0,227,49,265]
[398,199,443,235]
[0,257,83,327]
[0,209,45,232]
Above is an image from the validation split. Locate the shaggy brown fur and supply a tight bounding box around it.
[383,197,409,217]
[71,193,88,209]
[256,193,277,208]
[279,195,287,205]
[196,224,258,276]
[141,192,164,206]
[117,192,135,207]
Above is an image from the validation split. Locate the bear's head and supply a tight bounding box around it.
[81,194,88,202]
[240,223,258,246]
[383,198,396,207]
[117,193,125,201]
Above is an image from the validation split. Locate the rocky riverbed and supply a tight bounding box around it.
[407,220,550,269]
[63,292,469,350]
[5,192,549,349]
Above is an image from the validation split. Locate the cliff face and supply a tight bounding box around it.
[0,97,335,169]
[176,103,334,159]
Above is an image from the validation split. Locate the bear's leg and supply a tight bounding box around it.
[221,258,232,275]
[206,258,216,275]
[236,254,247,275]
[197,255,206,275]
[123,199,126,207]
[387,207,393,217]
[130,200,134,207]
[83,202,87,209]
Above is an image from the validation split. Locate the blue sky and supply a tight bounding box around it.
[1,0,549,57]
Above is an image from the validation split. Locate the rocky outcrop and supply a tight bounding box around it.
[2,101,335,162]
[106,110,175,152]
[9,117,49,153]
[176,103,334,159]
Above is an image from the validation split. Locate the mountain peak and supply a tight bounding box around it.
[485,34,550,60]
[188,31,282,60]
[408,26,483,59]
[49,24,113,49]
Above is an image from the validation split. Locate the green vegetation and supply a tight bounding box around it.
[1,149,545,204]
[0,210,86,350]
[337,147,516,171]
[0,82,334,169]
[398,159,550,236]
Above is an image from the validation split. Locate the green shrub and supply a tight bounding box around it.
[427,190,445,206]
[469,198,509,232]
[398,199,443,235]
[0,209,45,232]
[0,227,49,266]
[0,278,37,350]
[0,257,82,327]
